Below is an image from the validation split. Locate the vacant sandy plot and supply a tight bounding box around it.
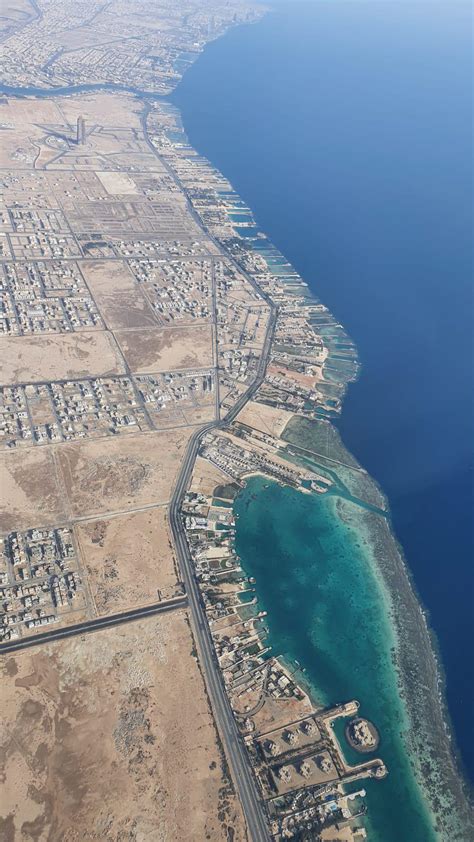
[237,400,295,438]
[75,507,180,615]
[96,171,139,195]
[251,692,315,738]
[0,332,125,385]
[0,100,57,168]
[57,428,192,518]
[80,259,158,328]
[115,324,214,373]
[0,611,245,841]
[320,828,354,842]
[60,92,145,132]
[0,448,67,534]
[190,455,228,497]
[267,363,322,389]
[80,259,136,295]
[2,425,191,534]
[183,403,216,427]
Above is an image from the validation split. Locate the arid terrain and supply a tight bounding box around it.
[0,72,265,841]
[115,324,214,373]
[75,508,181,615]
[0,3,398,839]
[0,611,246,841]
[0,333,125,386]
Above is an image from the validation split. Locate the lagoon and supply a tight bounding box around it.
[173,0,473,790]
[234,475,439,841]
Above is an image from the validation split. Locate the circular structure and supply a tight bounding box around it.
[345,717,380,753]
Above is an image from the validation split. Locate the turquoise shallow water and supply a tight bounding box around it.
[234,476,437,842]
[173,0,473,789]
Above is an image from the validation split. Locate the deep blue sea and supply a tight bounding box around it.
[173,0,473,783]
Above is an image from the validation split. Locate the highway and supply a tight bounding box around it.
[169,428,271,842]
[1,106,276,840]
[0,109,275,841]
[140,102,277,841]
[0,595,188,654]
[2,150,275,842]
[166,285,276,842]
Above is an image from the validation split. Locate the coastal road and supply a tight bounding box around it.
[0,595,188,654]
[140,103,275,312]
[169,430,271,842]
[141,103,276,840]
[166,289,276,842]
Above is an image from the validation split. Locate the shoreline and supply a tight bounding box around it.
[376,501,472,792]
[1,10,471,837]
[282,416,474,829]
[149,76,473,833]
[165,68,472,827]
[283,415,473,806]
[231,473,471,839]
[0,82,168,100]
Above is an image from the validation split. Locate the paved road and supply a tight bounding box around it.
[0,595,188,654]
[163,245,276,842]
[169,431,271,842]
[141,104,277,841]
[140,103,275,314]
[1,85,274,841]
[165,317,275,842]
